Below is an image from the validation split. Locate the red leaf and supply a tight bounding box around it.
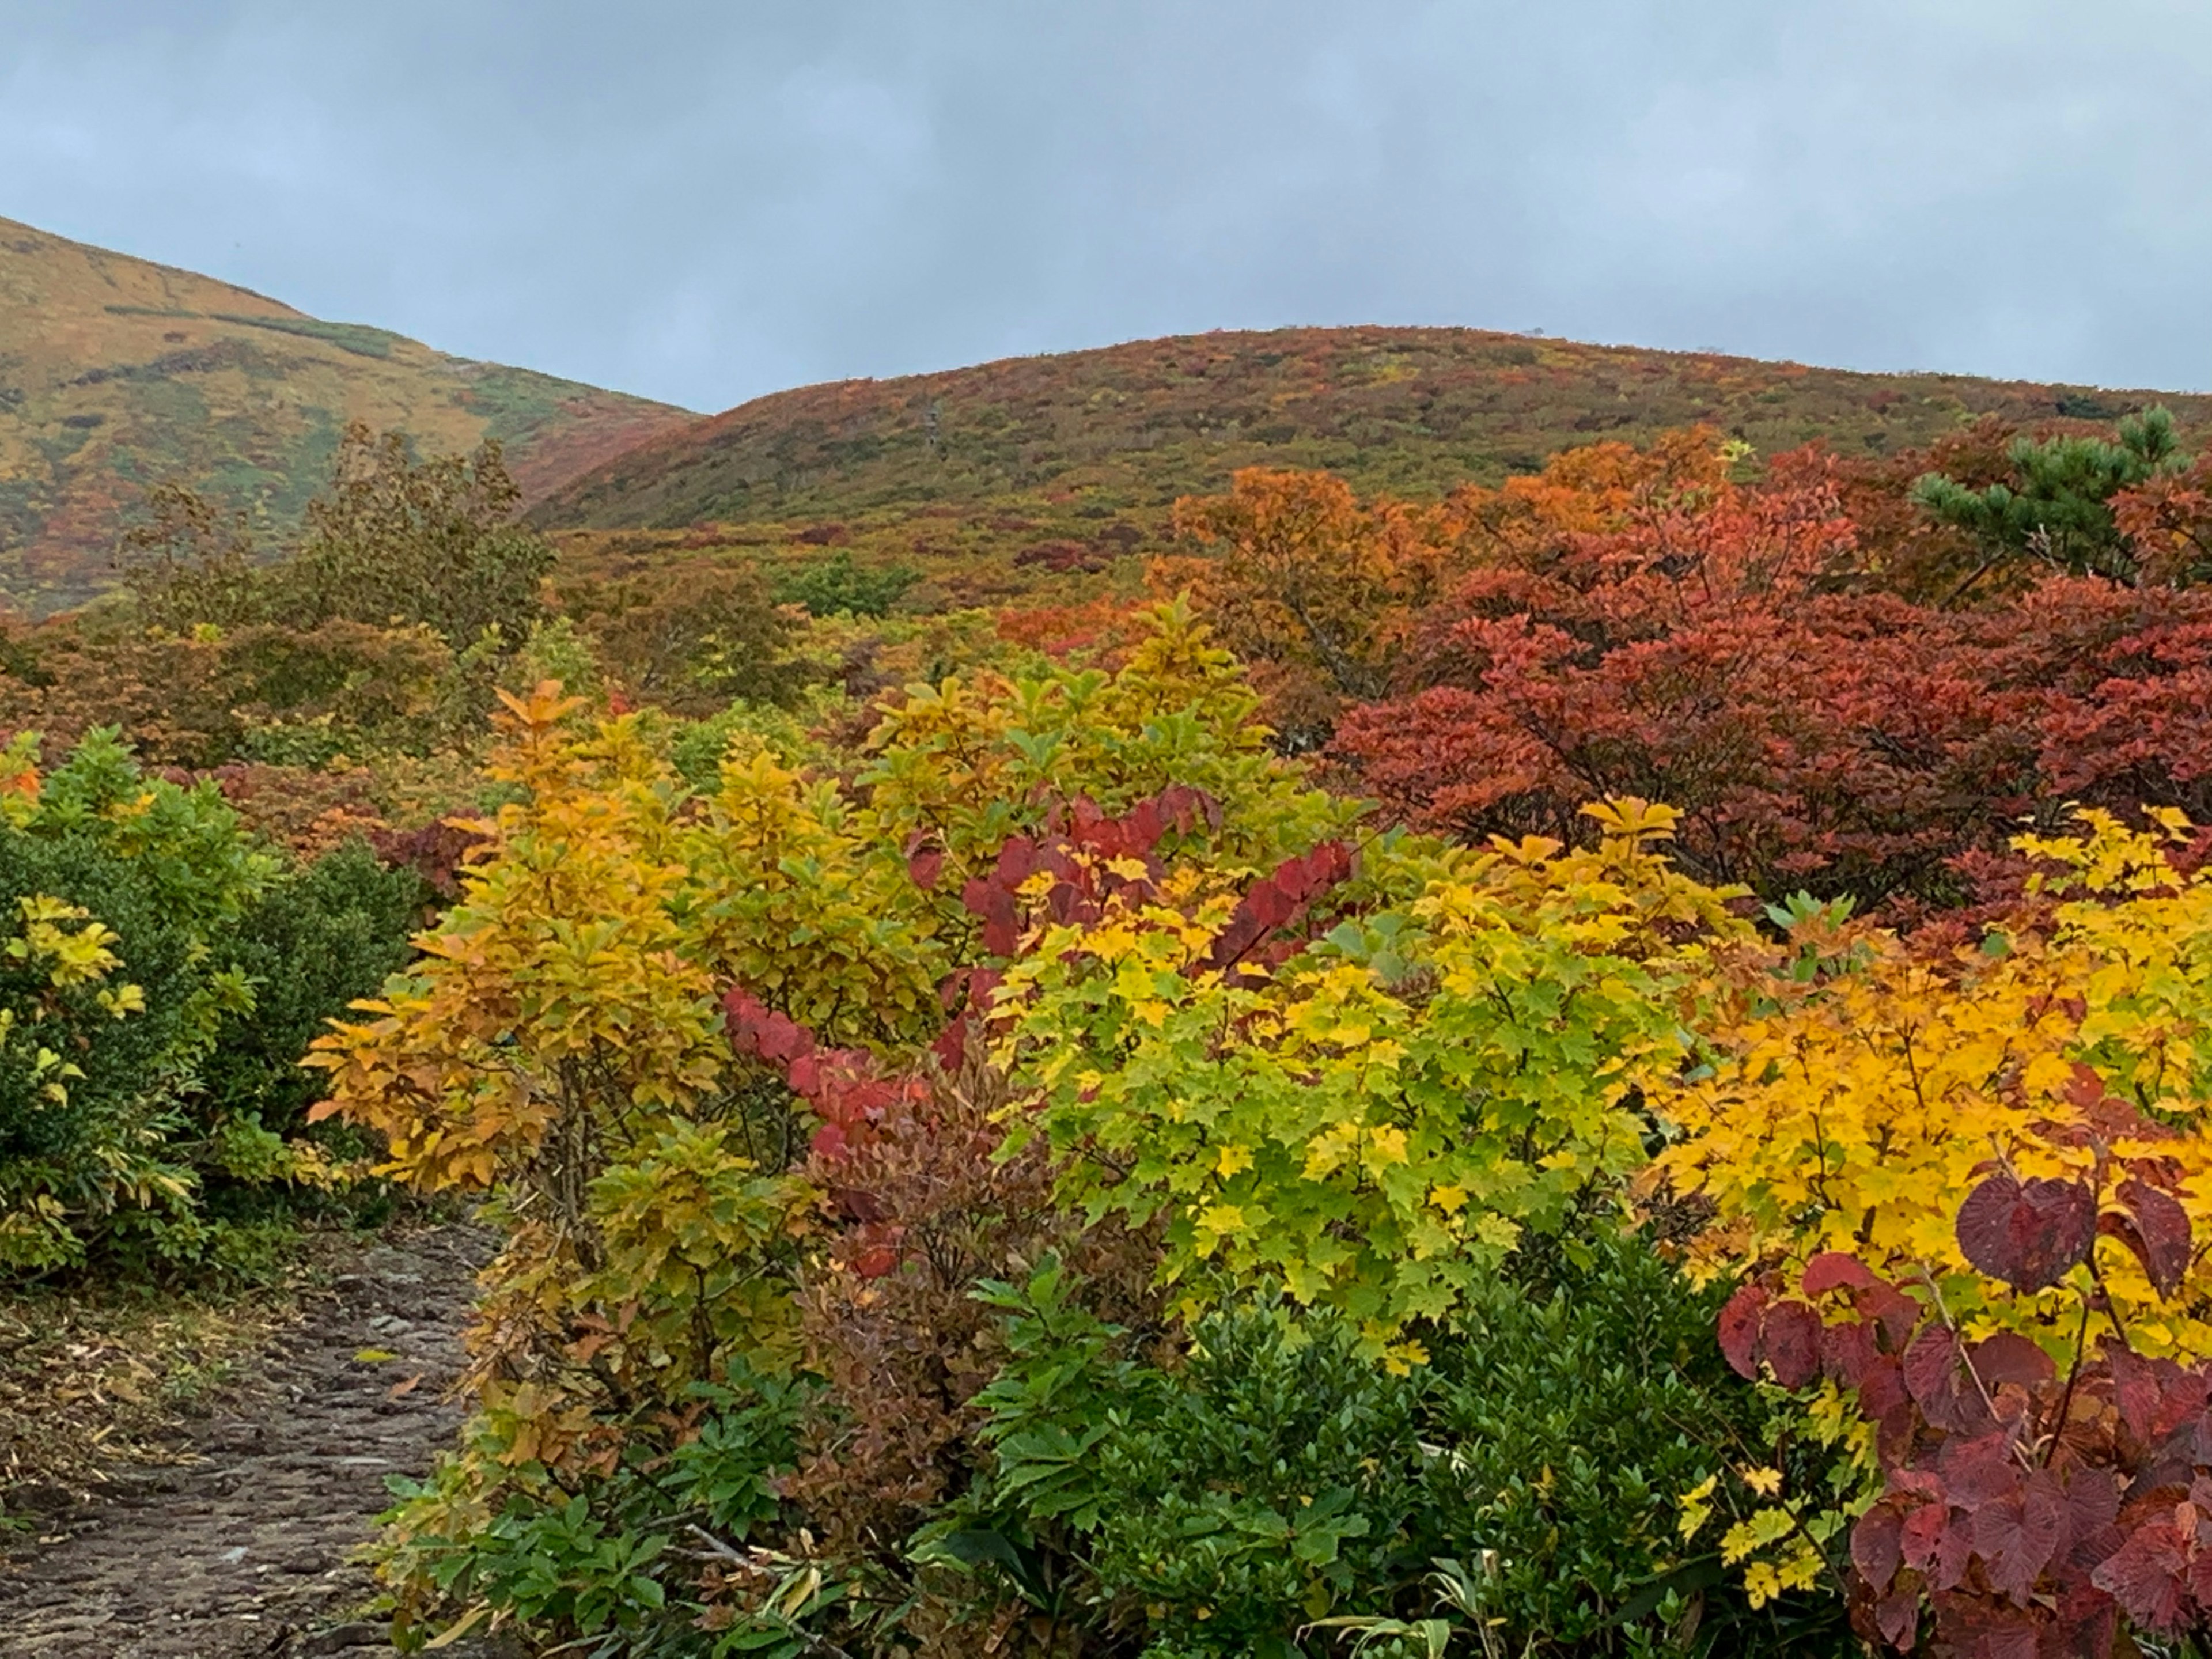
[1900,1499,1949,1573]
[1910,1321,1997,1437]
[1877,1402,1920,1468]
[1804,1251,1879,1295]
[1967,1332,2055,1393]
[1762,1299,1823,1389]
[1956,1173,2095,1293]
[1718,1283,1767,1380]
[2151,1365,2212,1441]
[1971,1476,2065,1605]
[2050,1580,2118,1659]
[1968,1620,2039,1659]
[1855,1281,1925,1350]
[828,1184,886,1223]
[930,1015,971,1073]
[907,846,945,891]
[1856,1353,1907,1421]
[1875,1588,1918,1651]
[960,875,1021,957]
[1822,1316,1878,1386]
[2090,1520,2191,1630]
[853,1243,902,1278]
[2104,1338,2163,1443]
[2062,1470,2124,1572]
[2111,1179,2193,1297]
[2064,1062,2112,1112]
[1853,1504,1904,1592]
[1893,1467,1946,1505]
[725,989,819,1070]
[2185,1542,2212,1608]
[1936,1506,1977,1591]
[1938,1432,2018,1512]
[1154,783,1219,835]
[1202,840,1352,975]
[1904,1323,1965,1412]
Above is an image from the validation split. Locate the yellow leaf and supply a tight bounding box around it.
[423,1605,488,1650]
[1197,1203,1246,1237]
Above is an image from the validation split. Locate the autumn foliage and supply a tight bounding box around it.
[29,391,2212,1658]
[1169,429,2212,913]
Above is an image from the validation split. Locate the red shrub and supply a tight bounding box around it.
[1334,449,2212,910]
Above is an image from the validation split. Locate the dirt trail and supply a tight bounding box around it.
[0,1225,513,1658]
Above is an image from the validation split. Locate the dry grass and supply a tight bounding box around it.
[0,1264,310,1516]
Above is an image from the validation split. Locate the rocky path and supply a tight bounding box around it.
[0,1225,512,1658]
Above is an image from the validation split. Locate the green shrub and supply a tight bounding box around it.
[201,839,423,1141]
[0,733,422,1276]
[1408,1224,1852,1657]
[946,1229,1854,1658]
[0,730,271,1270]
[380,1359,817,1657]
[771,550,917,619]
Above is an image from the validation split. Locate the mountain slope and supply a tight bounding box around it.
[0,215,698,612]
[537,325,2212,533]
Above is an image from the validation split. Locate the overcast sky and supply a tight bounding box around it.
[4,2,2209,412]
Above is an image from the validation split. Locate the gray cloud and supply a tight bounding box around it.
[4,1,2207,411]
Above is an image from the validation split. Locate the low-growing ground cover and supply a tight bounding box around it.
[0,1274,293,1513]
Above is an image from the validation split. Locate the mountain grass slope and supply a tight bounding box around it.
[0,215,696,612]
[536,325,2212,535]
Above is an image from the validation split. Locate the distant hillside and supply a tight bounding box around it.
[0,215,697,612]
[536,327,2212,539]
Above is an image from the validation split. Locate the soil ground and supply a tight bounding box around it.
[0,1224,514,1658]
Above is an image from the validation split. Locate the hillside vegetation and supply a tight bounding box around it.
[536,323,2212,618]
[24,230,2212,1657]
[537,322,2212,527]
[0,215,694,612]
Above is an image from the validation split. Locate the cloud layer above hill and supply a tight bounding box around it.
[3,1,2206,410]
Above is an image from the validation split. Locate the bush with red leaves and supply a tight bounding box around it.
[1335,453,2212,912]
[1720,1166,2212,1657]
[952,783,1353,985]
